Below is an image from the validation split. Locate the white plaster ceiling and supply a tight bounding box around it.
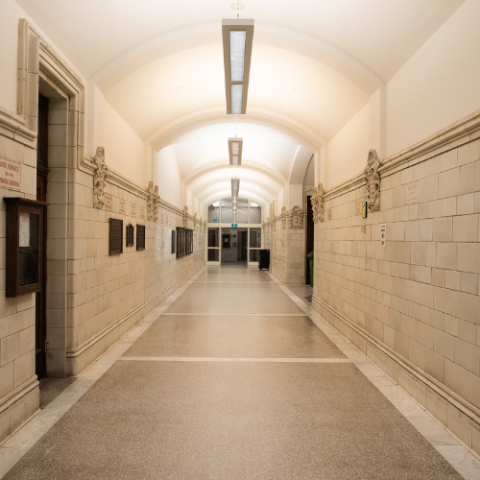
[17,0,464,83]
[171,121,299,181]
[105,43,368,142]
[16,0,465,205]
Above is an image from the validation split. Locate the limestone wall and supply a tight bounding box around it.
[64,170,205,376]
[266,209,307,285]
[313,112,480,455]
[0,134,39,443]
[0,20,205,444]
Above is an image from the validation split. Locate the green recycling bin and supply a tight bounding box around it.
[307,252,314,287]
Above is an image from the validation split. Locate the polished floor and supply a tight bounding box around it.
[1,266,477,479]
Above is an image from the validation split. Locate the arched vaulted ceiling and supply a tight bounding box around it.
[16,0,465,206]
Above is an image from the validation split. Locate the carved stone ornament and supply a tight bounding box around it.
[147,181,160,222]
[182,206,189,228]
[364,149,382,212]
[93,147,108,209]
[289,206,305,229]
[281,206,287,230]
[311,183,325,223]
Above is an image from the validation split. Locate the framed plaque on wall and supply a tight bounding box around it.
[126,224,134,247]
[109,218,123,255]
[136,225,145,251]
[4,198,47,297]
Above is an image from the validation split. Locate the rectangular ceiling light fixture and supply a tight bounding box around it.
[222,19,254,114]
[231,178,240,198]
[228,137,243,165]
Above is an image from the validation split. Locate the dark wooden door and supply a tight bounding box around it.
[241,231,247,260]
[36,94,49,378]
[306,196,314,284]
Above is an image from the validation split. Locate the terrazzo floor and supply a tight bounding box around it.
[0,265,477,479]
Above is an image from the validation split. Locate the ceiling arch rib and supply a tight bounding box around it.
[147,107,326,153]
[105,41,369,144]
[184,161,286,188]
[201,190,267,210]
[187,168,280,199]
[197,181,273,205]
[93,23,383,94]
[289,146,314,185]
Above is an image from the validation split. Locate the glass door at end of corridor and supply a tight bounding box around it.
[207,227,220,264]
[247,227,262,266]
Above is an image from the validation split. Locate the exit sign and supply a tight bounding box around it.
[214,219,219,223]
[232,223,237,228]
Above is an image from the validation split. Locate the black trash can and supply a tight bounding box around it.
[258,249,270,271]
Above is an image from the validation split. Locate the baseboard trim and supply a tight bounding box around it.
[312,295,480,427]
[66,280,179,359]
[0,376,38,416]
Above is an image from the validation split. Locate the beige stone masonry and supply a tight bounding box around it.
[265,205,307,285]
[313,109,480,457]
[0,19,206,445]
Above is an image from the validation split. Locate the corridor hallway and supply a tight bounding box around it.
[0,266,476,480]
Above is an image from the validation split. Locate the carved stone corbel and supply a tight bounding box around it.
[182,206,189,228]
[281,206,287,230]
[289,206,306,229]
[93,147,108,209]
[364,149,382,212]
[147,181,160,222]
[311,183,325,223]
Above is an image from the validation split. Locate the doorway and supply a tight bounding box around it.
[306,195,314,285]
[221,228,248,264]
[36,94,48,378]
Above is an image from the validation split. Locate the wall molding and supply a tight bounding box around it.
[0,376,38,417]
[380,109,480,175]
[0,20,203,225]
[322,108,480,203]
[312,295,480,427]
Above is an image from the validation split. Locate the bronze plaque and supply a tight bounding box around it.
[136,225,145,251]
[109,218,123,255]
[126,224,134,247]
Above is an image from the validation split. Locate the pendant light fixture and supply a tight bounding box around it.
[231,178,240,198]
[222,2,254,114]
[228,137,243,165]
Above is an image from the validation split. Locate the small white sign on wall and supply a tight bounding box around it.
[19,212,30,247]
[380,224,386,247]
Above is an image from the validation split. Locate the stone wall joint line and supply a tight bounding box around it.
[312,295,480,427]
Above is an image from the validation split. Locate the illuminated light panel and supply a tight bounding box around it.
[228,137,243,165]
[222,19,254,114]
[231,178,240,197]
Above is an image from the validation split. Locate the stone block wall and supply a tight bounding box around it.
[0,19,207,444]
[0,127,206,444]
[265,209,307,285]
[65,170,205,376]
[0,134,39,443]
[313,118,480,455]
